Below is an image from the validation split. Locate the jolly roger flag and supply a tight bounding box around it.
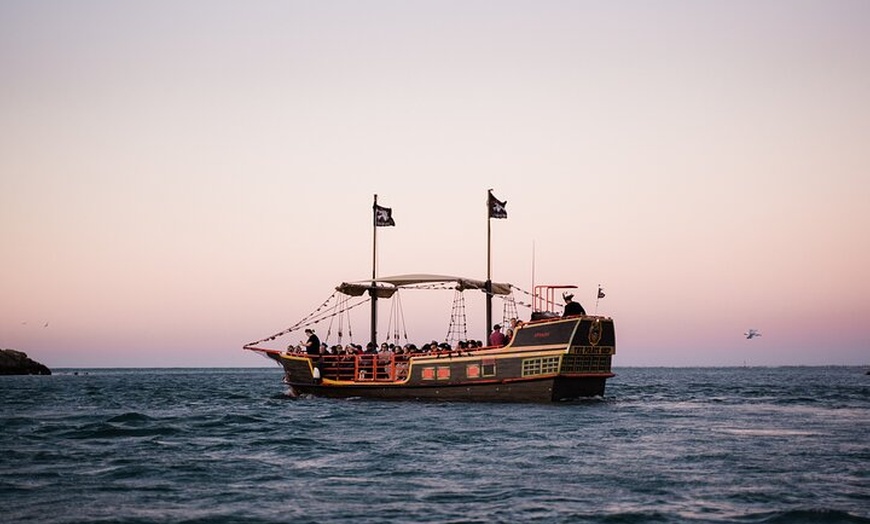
[374,204,395,227]
[488,191,507,219]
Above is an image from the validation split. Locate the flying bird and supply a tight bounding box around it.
[744,329,761,340]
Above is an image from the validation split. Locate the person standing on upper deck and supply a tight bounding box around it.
[489,324,507,347]
[562,293,586,317]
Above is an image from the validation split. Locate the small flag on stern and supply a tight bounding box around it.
[374,204,395,227]
[598,286,606,299]
[488,191,507,219]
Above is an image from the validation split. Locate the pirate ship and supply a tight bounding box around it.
[243,192,616,402]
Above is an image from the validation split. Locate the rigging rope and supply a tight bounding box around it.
[243,282,540,351]
[243,292,369,348]
[502,293,519,328]
[445,288,468,345]
[325,293,356,346]
[384,290,409,346]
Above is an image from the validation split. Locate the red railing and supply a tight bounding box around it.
[533,284,577,313]
[315,353,410,382]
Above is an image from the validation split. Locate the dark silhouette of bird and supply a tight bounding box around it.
[744,329,761,340]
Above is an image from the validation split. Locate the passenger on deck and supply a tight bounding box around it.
[358,343,377,379]
[377,343,393,379]
[302,329,321,356]
[395,348,410,378]
[506,318,522,341]
[489,324,507,347]
[338,346,356,379]
[378,343,392,362]
[562,293,586,317]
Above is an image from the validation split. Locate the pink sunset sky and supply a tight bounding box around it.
[2,1,868,368]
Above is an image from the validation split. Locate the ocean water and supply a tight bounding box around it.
[1,367,868,524]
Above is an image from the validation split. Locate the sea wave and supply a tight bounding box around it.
[1,367,867,524]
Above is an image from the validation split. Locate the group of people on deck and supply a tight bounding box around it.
[487,317,520,347]
[289,317,526,359]
[288,335,491,357]
[290,334,500,381]
[290,292,586,357]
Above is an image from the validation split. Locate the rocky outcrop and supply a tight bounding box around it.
[0,349,52,375]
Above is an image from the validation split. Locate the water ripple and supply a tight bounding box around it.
[1,367,867,523]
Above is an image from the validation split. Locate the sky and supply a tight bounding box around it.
[2,1,868,368]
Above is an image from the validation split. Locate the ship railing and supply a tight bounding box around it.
[312,344,493,383]
[316,353,410,382]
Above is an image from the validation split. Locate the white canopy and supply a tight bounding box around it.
[336,273,513,297]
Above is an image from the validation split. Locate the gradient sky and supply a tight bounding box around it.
[2,1,868,368]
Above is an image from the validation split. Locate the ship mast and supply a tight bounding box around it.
[371,193,379,348]
[485,191,493,341]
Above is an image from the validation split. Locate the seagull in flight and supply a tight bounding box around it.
[744,329,761,339]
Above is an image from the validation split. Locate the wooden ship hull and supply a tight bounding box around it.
[248,315,615,403]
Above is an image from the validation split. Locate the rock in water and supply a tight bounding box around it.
[0,349,52,375]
